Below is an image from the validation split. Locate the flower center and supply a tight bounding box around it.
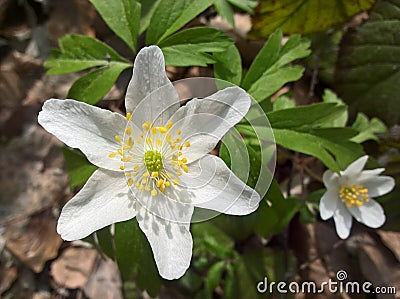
[339,184,369,207]
[144,150,163,172]
[107,113,190,197]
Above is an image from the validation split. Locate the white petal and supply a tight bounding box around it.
[180,155,260,215]
[126,46,179,127]
[319,190,338,220]
[38,99,126,171]
[358,168,385,180]
[333,201,353,239]
[169,87,251,163]
[348,199,386,228]
[322,170,339,189]
[136,198,193,280]
[361,175,395,197]
[57,169,136,241]
[341,155,368,177]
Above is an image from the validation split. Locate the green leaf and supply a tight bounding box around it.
[192,222,235,258]
[227,0,258,14]
[206,261,226,297]
[336,0,400,126]
[248,65,305,102]
[89,0,140,51]
[114,219,161,297]
[44,35,130,75]
[299,202,316,223]
[351,113,387,143]
[95,226,115,259]
[139,0,161,34]
[223,263,236,299]
[159,27,233,67]
[162,47,216,66]
[250,0,376,37]
[214,0,235,26]
[213,44,242,90]
[67,62,130,105]
[273,127,363,171]
[272,95,295,110]
[61,147,97,188]
[146,0,214,44]
[322,89,348,127]
[242,29,311,102]
[266,102,347,129]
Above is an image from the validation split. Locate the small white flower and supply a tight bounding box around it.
[320,155,395,239]
[38,46,260,279]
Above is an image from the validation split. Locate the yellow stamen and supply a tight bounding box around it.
[127,178,134,186]
[126,112,132,121]
[115,135,121,144]
[120,165,125,170]
[108,152,117,158]
[184,141,190,147]
[151,189,157,196]
[339,184,369,207]
[181,164,189,173]
[158,126,167,133]
[167,122,173,129]
[142,121,151,131]
[125,127,133,135]
[176,129,181,135]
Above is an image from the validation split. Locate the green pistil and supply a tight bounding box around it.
[144,150,163,172]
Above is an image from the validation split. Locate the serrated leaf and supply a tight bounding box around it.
[351,113,387,143]
[336,0,400,126]
[114,219,161,297]
[89,0,140,51]
[250,0,376,38]
[146,0,214,44]
[67,62,130,105]
[242,29,311,102]
[61,147,97,188]
[159,27,233,67]
[44,35,130,75]
[213,44,242,88]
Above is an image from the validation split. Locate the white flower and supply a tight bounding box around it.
[320,155,395,239]
[38,46,260,279]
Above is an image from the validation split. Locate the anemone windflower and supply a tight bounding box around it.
[320,155,394,239]
[38,46,260,279]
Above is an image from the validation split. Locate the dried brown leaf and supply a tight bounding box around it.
[84,258,123,299]
[51,247,97,289]
[4,209,63,273]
